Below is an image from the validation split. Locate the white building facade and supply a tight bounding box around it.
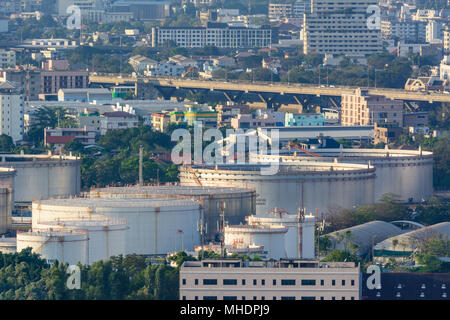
[0,82,24,142]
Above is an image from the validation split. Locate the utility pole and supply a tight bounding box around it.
[218,200,226,258]
[139,145,143,186]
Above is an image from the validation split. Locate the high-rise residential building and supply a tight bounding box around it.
[152,23,274,48]
[303,0,382,55]
[0,81,24,142]
[444,25,450,53]
[179,259,360,301]
[341,88,403,127]
[268,3,293,20]
[426,21,444,43]
[381,20,427,42]
[0,50,16,69]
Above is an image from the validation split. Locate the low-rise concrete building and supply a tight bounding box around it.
[374,123,403,144]
[151,112,171,132]
[100,111,139,135]
[180,259,360,300]
[285,113,326,127]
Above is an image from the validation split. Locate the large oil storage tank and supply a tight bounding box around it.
[0,153,81,204]
[250,147,433,202]
[33,218,128,264]
[32,198,201,256]
[224,224,288,260]
[0,168,15,234]
[89,185,256,241]
[179,162,376,216]
[16,230,88,265]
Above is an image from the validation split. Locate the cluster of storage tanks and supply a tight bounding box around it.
[1,185,258,265]
[179,147,433,216]
[0,153,81,235]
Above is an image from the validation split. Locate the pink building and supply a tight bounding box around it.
[341,88,403,127]
[40,60,88,94]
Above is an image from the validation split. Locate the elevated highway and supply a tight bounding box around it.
[89,74,450,109]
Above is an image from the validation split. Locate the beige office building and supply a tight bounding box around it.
[341,88,403,126]
[303,0,382,55]
[180,259,360,300]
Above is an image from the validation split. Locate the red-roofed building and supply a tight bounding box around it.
[100,111,139,135]
[44,127,97,152]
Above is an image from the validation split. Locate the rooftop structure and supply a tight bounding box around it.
[180,259,360,300]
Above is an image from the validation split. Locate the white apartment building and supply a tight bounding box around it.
[426,21,444,43]
[381,20,426,42]
[151,23,273,48]
[180,259,360,300]
[100,111,138,135]
[0,81,24,142]
[303,0,382,55]
[0,50,16,68]
[268,3,293,19]
[341,88,403,127]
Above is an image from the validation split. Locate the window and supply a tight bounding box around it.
[320,297,324,300]
[203,279,217,285]
[203,296,217,300]
[273,297,277,300]
[281,280,296,286]
[223,296,237,300]
[273,279,277,285]
[351,280,355,286]
[301,280,316,286]
[341,297,345,300]
[281,296,295,300]
[223,279,237,285]
[182,279,186,285]
[253,296,257,300]
[301,297,316,300]
[342,280,346,286]
[332,297,336,300]
[253,279,257,285]
[321,280,324,286]
[332,280,336,286]
[182,296,186,300]
[242,279,246,285]
[195,296,198,300]
[262,280,265,286]
[195,279,198,285]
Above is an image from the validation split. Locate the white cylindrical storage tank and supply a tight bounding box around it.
[225,224,288,260]
[89,185,257,242]
[34,218,128,264]
[16,230,88,265]
[247,211,316,259]
[0,154,81,204]
[250,148,434,202]
[180,162,375,216]
[0,168,15,234]
[32,198,201,256]
[0,236,16,253]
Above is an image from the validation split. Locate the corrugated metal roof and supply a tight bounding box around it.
[326,221,405,251]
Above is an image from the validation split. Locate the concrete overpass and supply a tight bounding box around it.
[89,74,450,110]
